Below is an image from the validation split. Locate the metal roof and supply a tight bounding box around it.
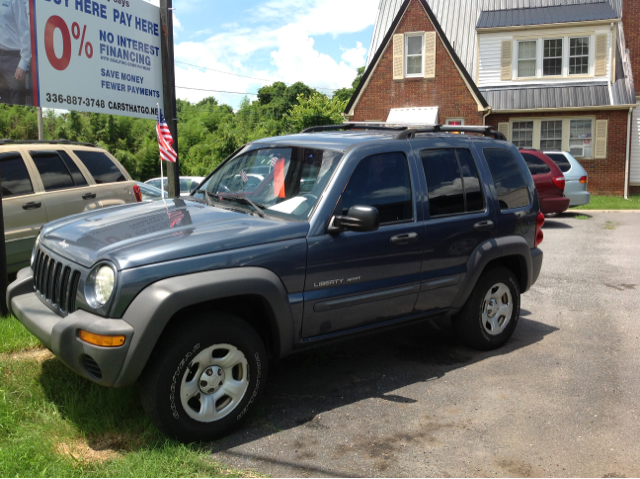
[477,2,618,28]
[479,82,611,110]
[364,0,634,109]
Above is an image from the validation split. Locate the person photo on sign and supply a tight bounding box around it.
[0,0,31,106]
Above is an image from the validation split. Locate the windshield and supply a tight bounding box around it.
[197,147,342,220]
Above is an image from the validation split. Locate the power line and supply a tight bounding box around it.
[176,86,259,95]
[175,60,337,92]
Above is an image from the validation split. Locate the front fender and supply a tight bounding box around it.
[114,267,293,387]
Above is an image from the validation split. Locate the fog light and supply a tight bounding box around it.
[79,330,125,347]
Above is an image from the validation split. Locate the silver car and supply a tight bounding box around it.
[543,151,591,207]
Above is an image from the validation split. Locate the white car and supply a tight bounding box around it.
[144,176,205,196]
[543,151,591,206]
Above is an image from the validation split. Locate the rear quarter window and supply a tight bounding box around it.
[483,148,530,211]
[73,150,126,184]
[546,153,572,173]
[521,153,552,175]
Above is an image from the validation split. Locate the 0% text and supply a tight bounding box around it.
[44,16,94,71]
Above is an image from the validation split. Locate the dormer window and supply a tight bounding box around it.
[543,39,563,76]
[518,41,536,77]
[569,37,590,74]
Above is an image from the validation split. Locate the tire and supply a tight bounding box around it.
[452,266,521,350]
[139,312,268,443]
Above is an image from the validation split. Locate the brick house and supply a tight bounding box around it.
[346,0,639,196]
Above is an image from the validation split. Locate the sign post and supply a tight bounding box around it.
[159,0,180,198]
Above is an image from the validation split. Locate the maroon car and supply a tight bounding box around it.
[519,149,570,214]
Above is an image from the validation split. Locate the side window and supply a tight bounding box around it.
[340,152,413,225]
[521,153,552,175]
[546,153,572,173]
[73,150,126,184]
[421,148,485,218]
[30,151,75,191]
[0,152,34,197]
[57,150,88,186]
[483,148,530,211]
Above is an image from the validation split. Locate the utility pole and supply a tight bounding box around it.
[159,0,180,198]
[37,107,44,140]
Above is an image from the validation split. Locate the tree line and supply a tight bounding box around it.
[0,68,363,182]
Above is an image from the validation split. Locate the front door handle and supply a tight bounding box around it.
[473,220,494,232]
[82,192,97,200]
[390,232,419,245]
[22,202,42,210]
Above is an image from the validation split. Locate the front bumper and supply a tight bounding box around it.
[8,268,134,387]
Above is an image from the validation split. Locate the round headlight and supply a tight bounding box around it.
[94,266,115,306]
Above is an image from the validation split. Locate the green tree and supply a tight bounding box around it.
[286,93,348,132]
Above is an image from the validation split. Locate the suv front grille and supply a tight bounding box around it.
[33,248,81,315]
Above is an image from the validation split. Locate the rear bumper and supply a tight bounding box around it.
[540,196,571,214]
[530,247,543,288]
[8,268,134,387]
[566,190,591,206]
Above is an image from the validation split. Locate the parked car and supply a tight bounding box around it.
[519,149,570,214]
[136,181,168,201]
[144,176,205,196]
[9,124,544,443]
[543,151,590,207]
[0,140,141,273]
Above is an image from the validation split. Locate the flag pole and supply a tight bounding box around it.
[157,103,165,199]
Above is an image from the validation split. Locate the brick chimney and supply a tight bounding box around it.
[623,0,640,94]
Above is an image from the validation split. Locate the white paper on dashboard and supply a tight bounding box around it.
[267,197,307,214]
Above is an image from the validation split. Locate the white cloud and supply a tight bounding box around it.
[341,41,366,69]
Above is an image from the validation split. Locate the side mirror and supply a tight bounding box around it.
[329,205,379,234]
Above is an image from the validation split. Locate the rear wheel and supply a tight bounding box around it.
[452,267,520,350]
[139,313,267,442]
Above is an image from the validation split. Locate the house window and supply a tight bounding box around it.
[518,41,537,77]
[543,39,563,76]
[405,35,423,77]
[569,37,590,75]
[540,120,563,151]
[569,119,593,158]
[511,121,534,149]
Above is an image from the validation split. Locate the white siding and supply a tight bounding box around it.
[630,103,640,186]
[478,26,612,87]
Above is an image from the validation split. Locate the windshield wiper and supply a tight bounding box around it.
[224,195,266,218]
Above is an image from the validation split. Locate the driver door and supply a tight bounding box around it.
[302,152,423,338]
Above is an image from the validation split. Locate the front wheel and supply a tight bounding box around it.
[452,267,521,350]
[139,313,268,442]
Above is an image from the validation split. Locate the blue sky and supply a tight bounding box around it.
[151,0,379,109]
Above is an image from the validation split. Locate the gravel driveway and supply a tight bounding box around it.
[210,211,640,477]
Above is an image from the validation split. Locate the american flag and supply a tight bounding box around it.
[156,108,177,163]
[240,170,248,183]
[269,157,278,167]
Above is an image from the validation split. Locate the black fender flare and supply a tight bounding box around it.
[452,236,533,310]
[114,267,293,387]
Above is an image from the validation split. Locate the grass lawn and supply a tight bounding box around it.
[572,195,640,210]
[0,316,258,478]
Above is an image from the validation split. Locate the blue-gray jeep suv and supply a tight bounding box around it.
[8,124,545,442]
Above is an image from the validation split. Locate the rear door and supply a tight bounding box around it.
[415,144,496,312]
[71,149,136,206]
[29,150,101,224]
[303,151,423,338]
[0,150,47,271]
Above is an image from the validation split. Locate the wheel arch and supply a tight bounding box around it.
[113,267,293,387]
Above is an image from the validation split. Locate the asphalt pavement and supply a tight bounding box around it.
[209,211,640,477]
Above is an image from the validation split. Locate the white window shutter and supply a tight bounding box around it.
[594,34,607,76]
[501,41,513,81]
[424,31,436,78]
[498,122,510,141]
[594,119,608,158]
[393,34,404,80]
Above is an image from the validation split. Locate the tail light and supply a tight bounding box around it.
[534,212,545,248]
[133,184,142,202]
[579,175,588,184]
[552,176,565,191]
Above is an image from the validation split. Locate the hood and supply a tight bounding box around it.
[40,198,309,270]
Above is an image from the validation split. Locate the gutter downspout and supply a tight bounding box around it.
[482,107,492,126]
[608,23,615,106]
[624,105,633,199]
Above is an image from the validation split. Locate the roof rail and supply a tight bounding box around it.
[301,123,408,133]
[0,139,96,147]
[396,125,507,141]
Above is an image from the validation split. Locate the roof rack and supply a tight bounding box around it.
[0,139,96,147]
[395,125,506,141]
[300,123,408,133]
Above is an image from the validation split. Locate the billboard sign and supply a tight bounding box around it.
[0,0,163,119]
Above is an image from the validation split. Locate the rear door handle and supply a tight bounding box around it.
[390,232,419,245]
[473,220,494,232]
[22,202,42,210]
[82,192,97,200]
